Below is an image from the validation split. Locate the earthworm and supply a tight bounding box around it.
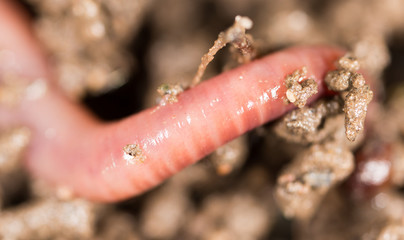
[0,1,344,202]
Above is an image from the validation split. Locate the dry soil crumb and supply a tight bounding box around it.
[275,99,342,144]
[123,144,146,164]
[98,213,141,240]
[284,67,318,108]
[0,199,97,239]
[276,107,322,143]
[209,135,248,175]
[343,85,373,141]
[337,53,360,71]
[325,69,352,91]
[186,190,274,240]
[0,127,31,174]
[28,0,151,98]
[324,53,373,141]
[352,36,391,79]
[377,224,404,240]
[275,142,354,219]
[141,187,191,239]
[156,83,184,106]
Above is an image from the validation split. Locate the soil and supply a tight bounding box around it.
[1,0,404,239]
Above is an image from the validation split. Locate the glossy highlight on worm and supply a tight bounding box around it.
[0,1,344,202]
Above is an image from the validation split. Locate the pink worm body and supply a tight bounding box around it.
[24,46,342,202]
[0,1,344,202]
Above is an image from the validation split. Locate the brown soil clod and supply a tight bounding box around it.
[343,85,373,142]
[156,83,184,106]
[377,223,404,240]
[275,99,342,144]
[337,53,360,72]
[324,53,373,142]
[209,135,248,176]
[0,199,98,239]
[284,67,318,108]
[0,127,31,174]
[325,69,352,91]
[275,143,354,220]
[123,144,146,164]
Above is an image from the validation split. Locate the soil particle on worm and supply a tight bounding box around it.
[123,144,146,164]
[284,67,318,108]
[156,83,184,106]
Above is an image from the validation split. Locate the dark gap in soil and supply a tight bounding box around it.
[383,33,404,102]
[82,20,153,121]
[1,173,31,209]
[267,215,293,240]
[19,0,39,19]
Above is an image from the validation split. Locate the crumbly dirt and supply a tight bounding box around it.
[325,69,352,91]
[0,127,31,174]
[324,53,374,141]
[26,0,151,99]
[275,98,342,144]
[377,224,404,240]
[1,0,404,239]
[122,144,146,164]
[97,213,141,240]
[140,186,191,239]
[275,142,354,220]
[209,135,249,175]
[0,198,98,240]
[343,85,373,141]
[156,83,184,106]
[284,67,318,108]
